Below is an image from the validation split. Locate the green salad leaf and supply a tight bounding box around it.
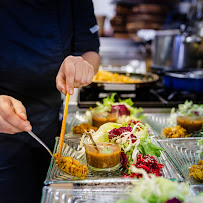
[170,100,203,125]
[138,138,164,157]
[93,122,122,143]
[90,93,143,118]
[116,167,198,203]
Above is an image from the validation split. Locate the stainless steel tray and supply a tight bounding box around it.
[144,113,203,138]
[156,138,202,186]
[44,134,183,185]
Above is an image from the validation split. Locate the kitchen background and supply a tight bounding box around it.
[69,0,203,112]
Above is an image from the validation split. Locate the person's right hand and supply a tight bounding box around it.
[0,95,32,134]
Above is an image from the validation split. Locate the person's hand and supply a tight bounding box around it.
[0,95,32,134]
[56,56,95,95]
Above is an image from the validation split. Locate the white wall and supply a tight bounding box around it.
[92,0,115,35]
[93,0,115,17]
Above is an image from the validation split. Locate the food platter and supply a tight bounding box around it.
[45,111,183,184]
[92,71,159,90]
[144,113,203,138]
[45,134,181,184]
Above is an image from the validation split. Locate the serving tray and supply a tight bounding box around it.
[41,185,129,203]
[44,134,183,185]
[65,112,87,134]
[156,138,202,186]
[144,113,203,138]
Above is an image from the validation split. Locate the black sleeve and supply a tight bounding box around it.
[71,0,100,56]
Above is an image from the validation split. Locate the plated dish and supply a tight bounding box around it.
[48,96,203,199]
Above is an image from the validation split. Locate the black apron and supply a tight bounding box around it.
[0,1,99,202]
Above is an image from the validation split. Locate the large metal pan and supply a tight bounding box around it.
[92,72,159,91]
[163,70,203,93]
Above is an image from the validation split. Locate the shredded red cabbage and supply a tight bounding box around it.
[165,198,182,203]
[111,104,130,116]
[120,151,128,171]
[128,120,140,126]
[123,154,164,178]
[109,126,132,136]
[108,127,137,143]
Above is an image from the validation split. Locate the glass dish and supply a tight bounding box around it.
[144,113,203,138]
[177,115,203,133]
[44,134,182,185]
[85,142,121,172]
[41,185,129,203]
[92,110,119,128]
[156,138,202,186]
[41,182,198,203]
[65,112,86,134]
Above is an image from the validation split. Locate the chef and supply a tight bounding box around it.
[0,0,100,202]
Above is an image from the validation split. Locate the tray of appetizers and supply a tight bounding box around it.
[144,101,203,139]
[46,96,202,185]
[45,130,182,184]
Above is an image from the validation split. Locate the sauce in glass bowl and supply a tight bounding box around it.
[177,115,203,133]
[92,111,118,127]
[85,142,121,171]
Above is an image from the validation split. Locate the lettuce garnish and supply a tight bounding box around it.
[170,100,203,125]
[117,167,202,203]
[91,93,143,118]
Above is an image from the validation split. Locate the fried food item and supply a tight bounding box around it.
[163,125,191,138]
[93,70,141,83]
[54,153,88,179]
[72,123,98,135]
[189,159,203,181]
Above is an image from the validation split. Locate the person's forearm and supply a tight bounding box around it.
[82,51,100,75]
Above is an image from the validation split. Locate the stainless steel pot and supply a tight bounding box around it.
[172,33,201,69]
[151,30,180,70]
[152,29,202,71]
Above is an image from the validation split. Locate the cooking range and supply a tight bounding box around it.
[77,37,203,109]
[78,79,203,109]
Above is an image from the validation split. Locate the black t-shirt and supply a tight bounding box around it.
[0,0,100,143]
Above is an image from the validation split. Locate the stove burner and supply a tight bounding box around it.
[78,84,203,109]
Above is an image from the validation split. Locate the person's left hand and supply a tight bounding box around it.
[56,56,95,95]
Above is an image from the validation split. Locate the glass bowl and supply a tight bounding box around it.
[177,115,203,133]
[92,110,118,128]
[85,142,121,172]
